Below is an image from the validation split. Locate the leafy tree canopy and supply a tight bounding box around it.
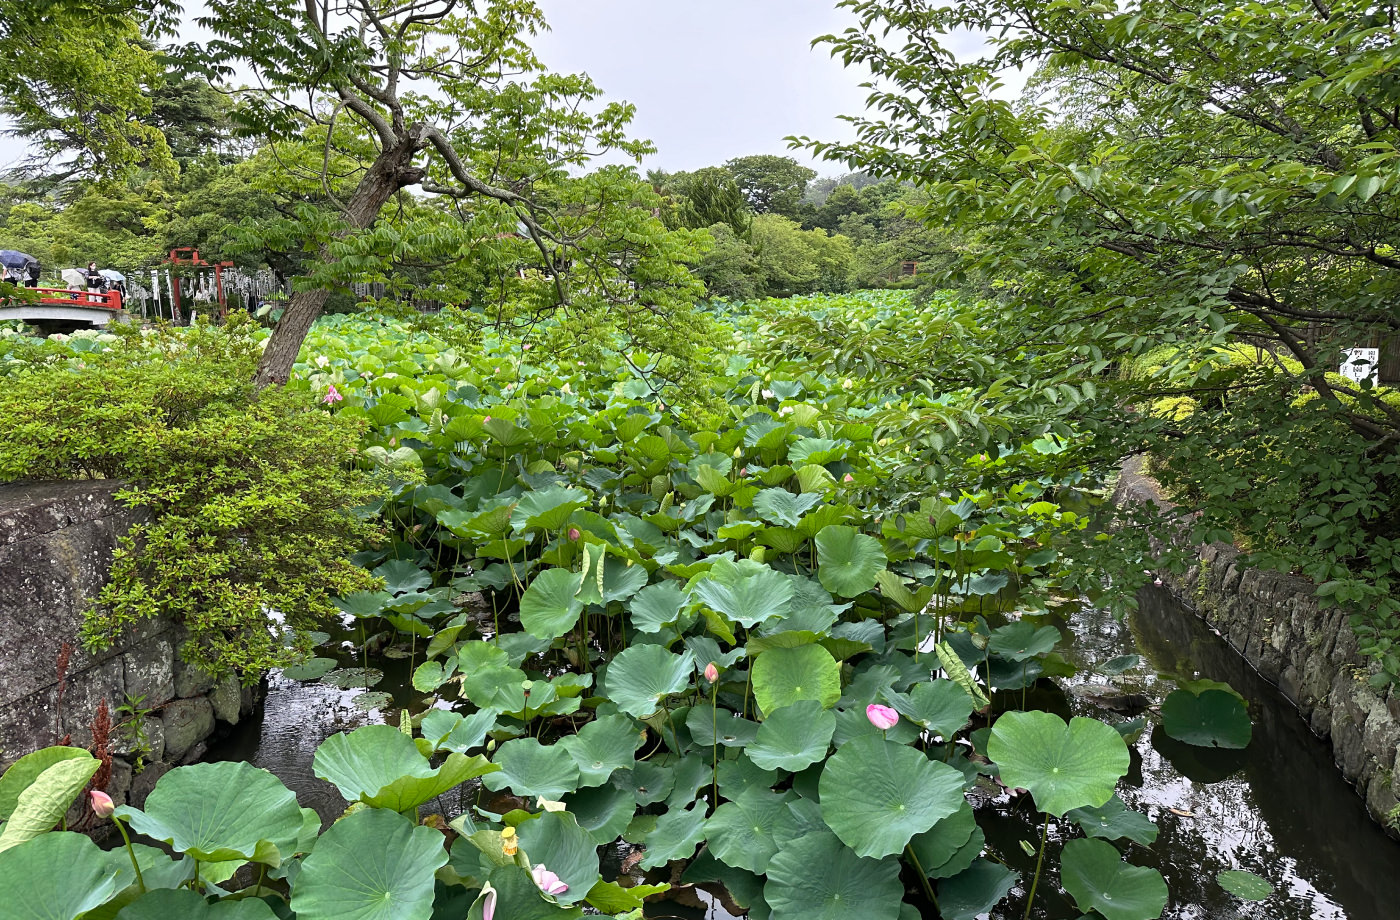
[725,154,816,217]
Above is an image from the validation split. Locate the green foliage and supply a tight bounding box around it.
[0,317,381,676]
[724,155,816,217]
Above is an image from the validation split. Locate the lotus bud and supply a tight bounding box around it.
[568,527,581,541]
[322,383,343,405]
[479,884,498,920]
[739,467,748,476]
[866,703,899,731]
[843,473,854,482]
[90,790,115,819]
[704,662,719,683]
[733,447,743,459]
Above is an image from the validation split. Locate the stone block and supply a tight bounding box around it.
[122,634,176,709]
[173,659,216,699]
[161,697,214,762]
[129,761,171,809]
[210,676,243,724]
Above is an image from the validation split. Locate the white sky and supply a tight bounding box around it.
[0,2,1018,177]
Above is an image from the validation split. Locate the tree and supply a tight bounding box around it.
[799,0,1400,680]
[725,154,816,216]
[750,214,853,296]
[0,1,175,179]
[691,222,759,300]
[662,167,753,238]
[186,0,704,387]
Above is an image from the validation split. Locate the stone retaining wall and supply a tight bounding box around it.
[1112,457,1400,832]
[0,480,259,810]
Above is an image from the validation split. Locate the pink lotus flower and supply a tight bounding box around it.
[704,662,719,683]
[568,527,581,541]
[479,883,497,920]
[843,474,854,483]
[90,790,115,819]
[323,384,343,404]
[483,416,491,423]
[866,704,899,731]
[532,864,568,896]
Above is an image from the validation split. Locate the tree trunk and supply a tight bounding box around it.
[254,133,426,388]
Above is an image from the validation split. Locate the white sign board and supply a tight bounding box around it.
[1341,347,1381,384]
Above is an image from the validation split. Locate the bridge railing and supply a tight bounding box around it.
[26,288,124,311]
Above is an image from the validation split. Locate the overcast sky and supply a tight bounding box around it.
[0,2,1010,177]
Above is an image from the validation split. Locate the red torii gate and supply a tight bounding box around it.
[165,248,234,319]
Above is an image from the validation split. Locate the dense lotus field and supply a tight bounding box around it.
[0,292,1261,920]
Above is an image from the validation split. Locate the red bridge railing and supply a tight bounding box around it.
[27,287,124,311]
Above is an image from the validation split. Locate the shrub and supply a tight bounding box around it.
[0,315,382,677]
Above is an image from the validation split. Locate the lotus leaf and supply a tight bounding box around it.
[935,859,1017,920]
[292,808,449,920]
[559,713,642,786]
[1218,869,1273,900]
[514,810,599,906]
[763,831,903,920]
[563,784,636,845]
[907,801,977,873]
[314,725,499,811]
[483,738,582,799]
[1160,688,1252,749]
[0,832,119,920]
[753,488,823,527]
[815,525,887,598]
[686,707,760,748]
[883,679,974,740]
[1068,795,1160,846]
[1060,838,1169,920]
[639,801,708,869]
[986,622,1061,661]
[703,787,793,873]
[518,568,585,640]
[745,700,836,771]
[601,645,694,718]
[0,746,94,822]
[818,735,967,858]
[115,889,278,919]
[583,880,670,914]
[752,643,841,716]
[987,711,1129,816]
[116,761,302,865]
[692,558,795,627]
[0,756,99,853]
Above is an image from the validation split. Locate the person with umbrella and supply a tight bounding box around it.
[0,250,40,287]
[84,262,106,293]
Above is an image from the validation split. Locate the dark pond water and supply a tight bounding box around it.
[212,587,1400,920]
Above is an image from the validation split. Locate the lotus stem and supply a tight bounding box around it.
[905,843,939,909]
[113,816,146,894]
[1024,812,1051,920]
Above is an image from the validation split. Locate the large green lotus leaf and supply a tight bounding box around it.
[929,826,985,880]
[0,756,99,853]
[106,842,195,894]
[628,582,691,633]
[686,707,760,748]
[598,558,649,605]
[601,645,694,719]
[583,880,671,914]
[753,489,823,527]
[292,808,448,920]
[703,787,792,873]
[639,802,708,869]
[746,701,836,772]
[764,831,902,920]
[515,810,599,906]
[1217,869,1273,900]
[314,725,499,812]
[0,747,95,820]
[115,889,278,919]
[815,525,887,598]
[480,865,585,920]
[422,709,500,754]
[1160,689,1252,749]
[752,644,841,716]
[986,622,1061,662]
[986,711,1129,817]
[883,679,974,741]
[562,784,636,845]
[559,714,642,787]
[716,758,778,798]
[907,801,977,874]
[518,568,585,640]
[936,859,1018,920]
[818,735,967,858]
[511,487,590,533]
[483,738,582,799]
[612,761,674,806]
[664,754,710,809]
[116,761,302,864]
[1060,838,1169,920]
[1068,795,1160,846]
[692,558,795,628]
[0,832,118,920]
[462,666,530,712]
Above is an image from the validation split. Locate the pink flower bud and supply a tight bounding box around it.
[90,790,115,819]
[568,527,581,541]
[322,383,343,404]
[704,662,719,683]
[866,704,899,731]
[483,416,491,423]
[843,473,854,482]
[532,864,568,896]
[479,884,497,920]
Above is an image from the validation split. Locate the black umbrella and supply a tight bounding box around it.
[0,250,35,270]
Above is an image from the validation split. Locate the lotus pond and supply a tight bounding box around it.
[2,292,1397,920]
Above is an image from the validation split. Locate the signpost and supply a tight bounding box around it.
[1341,347,1381,385]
